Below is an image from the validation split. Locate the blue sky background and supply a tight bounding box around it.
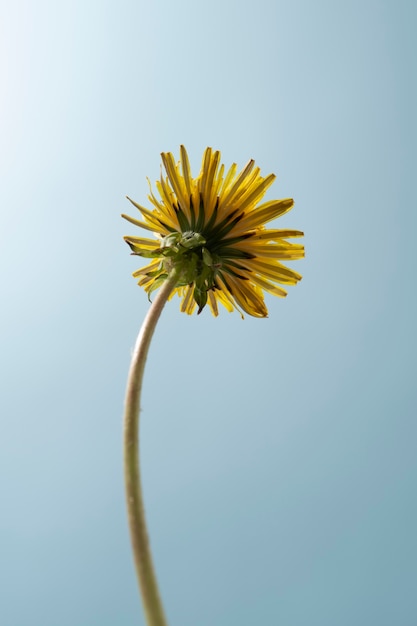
[1,1,416,625]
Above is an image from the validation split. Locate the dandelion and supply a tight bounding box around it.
[122,147,304,626]
[122,145,304,318]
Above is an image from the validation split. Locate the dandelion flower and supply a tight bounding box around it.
[122,147,305,625]
[122,146,304,317]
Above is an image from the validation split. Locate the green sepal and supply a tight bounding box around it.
[146,274,168,301]
[126,239,166,259]
[202,246,213,267]
[194,284,208,315]
[180,231,206,249]
[145,265,165,279]
[161,232,182,250]
[131,249,164,258]
[174,252,199,287]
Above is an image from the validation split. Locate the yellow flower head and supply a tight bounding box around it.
[122,146,304,318]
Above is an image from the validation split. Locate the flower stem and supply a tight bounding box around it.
[123,270,180,626]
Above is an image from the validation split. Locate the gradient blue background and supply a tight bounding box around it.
[1,1,416,625]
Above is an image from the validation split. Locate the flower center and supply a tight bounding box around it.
[160,230,222,313]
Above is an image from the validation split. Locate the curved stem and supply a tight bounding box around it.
[123,270,180,626]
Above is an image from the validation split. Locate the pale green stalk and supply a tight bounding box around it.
[123,269,180,626]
